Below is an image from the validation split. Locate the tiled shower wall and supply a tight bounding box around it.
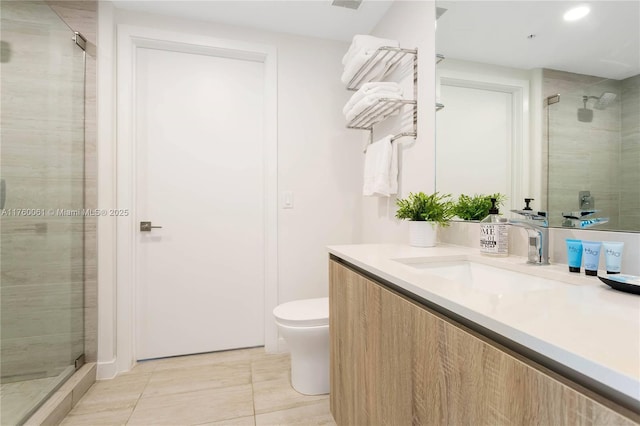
[0,0,97,380]
[620,74,640,230]
[543,68,622,230]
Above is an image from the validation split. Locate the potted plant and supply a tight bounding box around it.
[395,192,455,247]
[454,193,506,221]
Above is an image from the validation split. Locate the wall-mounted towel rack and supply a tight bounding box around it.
[347,99,416,130]
[344,45,418,152]
[347,46,418,91]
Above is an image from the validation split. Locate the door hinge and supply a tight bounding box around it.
[74,32,86,51]
[74,354,86,370]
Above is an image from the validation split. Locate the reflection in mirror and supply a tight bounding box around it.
[435,1,640,231]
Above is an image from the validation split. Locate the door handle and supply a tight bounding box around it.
[140,221,162,232]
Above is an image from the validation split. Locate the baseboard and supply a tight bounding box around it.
[96,358,118,380]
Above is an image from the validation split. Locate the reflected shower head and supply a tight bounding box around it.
[593,92,617,110]
[578,96,593,122]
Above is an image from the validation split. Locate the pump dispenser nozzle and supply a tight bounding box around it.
[523,198,534,211]
[489,198,499,215]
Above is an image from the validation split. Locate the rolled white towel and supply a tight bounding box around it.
[346,92,404,122]
[341,49,390,85]
[342,35,400,66]
[343,82,403,116]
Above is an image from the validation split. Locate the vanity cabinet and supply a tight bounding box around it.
[329,259,638,426]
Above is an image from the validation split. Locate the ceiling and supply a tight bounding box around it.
[436,1,640,80]
[111,0,639,80]
[111,0,394,42]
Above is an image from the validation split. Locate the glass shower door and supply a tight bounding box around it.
[0,1,85,424]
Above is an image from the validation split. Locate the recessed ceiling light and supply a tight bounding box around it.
[563,5,590,21]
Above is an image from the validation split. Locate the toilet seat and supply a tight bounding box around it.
[273,297,328,327]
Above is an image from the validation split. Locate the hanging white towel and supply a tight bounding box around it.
[363,135,397,197]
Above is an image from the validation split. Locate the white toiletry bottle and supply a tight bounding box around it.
[480,198,508,256]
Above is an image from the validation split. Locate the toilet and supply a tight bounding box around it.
[273,297,329,395]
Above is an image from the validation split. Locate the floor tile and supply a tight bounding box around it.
[143,361,251,398]
[66,373,150,419]
[147,347,261,373]
[59,348,335,426]
[120,359,158,376]
[251,353,290,383]
[255,399,336,426]
[60,406,133,426]
[127,384,254,425]
[252,377,328,415]
[198,415,256,426]
[1,377,58,426]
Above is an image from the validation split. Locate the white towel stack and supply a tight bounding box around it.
[344,82,404,122]
[341,35,400,86]
[363,135,399,197]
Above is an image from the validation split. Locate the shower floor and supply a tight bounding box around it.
[0,367,73,425]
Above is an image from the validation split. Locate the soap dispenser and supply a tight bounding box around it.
[480,198,508,256]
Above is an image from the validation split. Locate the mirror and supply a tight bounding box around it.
[435,1,640,232]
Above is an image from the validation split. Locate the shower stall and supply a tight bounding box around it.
[544,68,640,231]
[1,1,86,424]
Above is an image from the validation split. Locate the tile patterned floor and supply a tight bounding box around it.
[1,376,60,425]
[61,348,336,426]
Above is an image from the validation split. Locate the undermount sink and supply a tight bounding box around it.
[394,259,559,296]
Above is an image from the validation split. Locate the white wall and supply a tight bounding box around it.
[98,6,362,376]
[113,9,363,299]
[360,1,436,244]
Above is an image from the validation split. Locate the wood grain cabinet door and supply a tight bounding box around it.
[329,259,638,426]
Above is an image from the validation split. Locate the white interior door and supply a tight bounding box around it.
[436,84,513,200]
[135,46,265,360]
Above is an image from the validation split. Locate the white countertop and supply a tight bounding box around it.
[328,243,640,406]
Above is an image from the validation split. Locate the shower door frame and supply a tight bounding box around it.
[114,25,279,374]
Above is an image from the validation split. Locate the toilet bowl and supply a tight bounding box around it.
[273,297,329,395]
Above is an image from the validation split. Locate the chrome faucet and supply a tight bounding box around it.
[510,203,550,265]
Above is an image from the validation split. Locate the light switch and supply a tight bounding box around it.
[283,191,294,209]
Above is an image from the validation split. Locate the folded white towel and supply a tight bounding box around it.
[343,82,403,116]
[341,49,390,86]
[363,135,397,197]
[342,35,400,66]
[346,92,404,122]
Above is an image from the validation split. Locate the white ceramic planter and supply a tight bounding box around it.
[409,221,438,247]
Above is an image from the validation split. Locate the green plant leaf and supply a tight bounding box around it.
[453,193,507,221]
[395,192,455,227]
